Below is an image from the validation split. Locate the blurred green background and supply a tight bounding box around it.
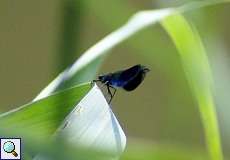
[0,0,230,159]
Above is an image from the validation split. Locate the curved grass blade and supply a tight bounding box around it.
[161,14,223,160]
[34,8,174,101]
[34,0,230,102]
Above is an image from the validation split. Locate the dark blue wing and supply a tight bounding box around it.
[109,64,142,87]
[122,70,146,91]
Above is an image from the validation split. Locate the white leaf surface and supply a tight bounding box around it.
[34,84,126,160]
[56,84,126,156]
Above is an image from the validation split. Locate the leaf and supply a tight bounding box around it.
[55,84,126,158]
[33,8,174,101]
[34,1,230,101]
[161,14,223,160]
[0,83,91,138]
[0,128,114,160]
[56,0,85,73]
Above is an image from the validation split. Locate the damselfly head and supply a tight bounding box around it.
[141,65,150,73]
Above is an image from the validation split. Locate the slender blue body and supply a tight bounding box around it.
[98,64,150,91]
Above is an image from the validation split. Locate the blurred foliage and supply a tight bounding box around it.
[161,13,222,160]
[56,0,86,73]
[0,0,230,159]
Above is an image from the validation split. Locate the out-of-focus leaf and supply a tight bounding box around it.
[56,0,85,73]
[57,56,104,91]
[33,8,174,101]
[161,14,223,160]
[88,0,230,83]
[0,83,91,138]
[0,128,114,160]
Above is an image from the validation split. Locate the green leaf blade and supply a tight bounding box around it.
[161,14,223,160]
[0,83,91,138]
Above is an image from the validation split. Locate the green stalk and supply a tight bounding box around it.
[56,0,85,73]
[161,14,223,160]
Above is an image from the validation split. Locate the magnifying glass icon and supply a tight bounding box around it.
[3,141,18,157]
